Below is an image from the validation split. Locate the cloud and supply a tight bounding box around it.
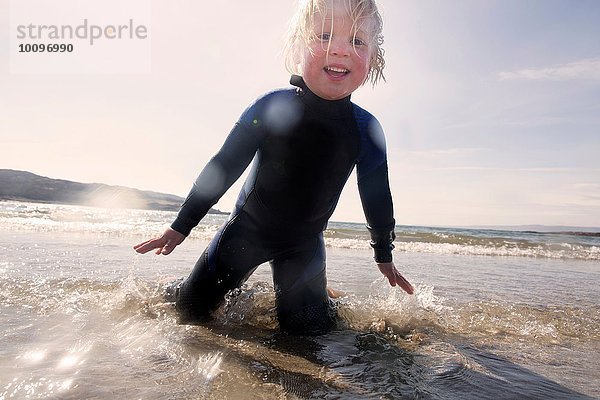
[573,183,600,190]
[498,58,600,81]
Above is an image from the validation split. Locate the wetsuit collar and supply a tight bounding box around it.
[290,75,352,119]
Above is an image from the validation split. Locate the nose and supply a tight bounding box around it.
[328,38,351,57]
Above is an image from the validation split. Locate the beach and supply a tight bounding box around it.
[1,200,598,399]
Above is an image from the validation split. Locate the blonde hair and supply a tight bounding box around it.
[284,0,385,86]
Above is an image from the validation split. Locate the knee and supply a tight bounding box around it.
[173,280,218,324]
[278,302,336,335]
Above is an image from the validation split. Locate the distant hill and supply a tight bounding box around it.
[0,169,226,214]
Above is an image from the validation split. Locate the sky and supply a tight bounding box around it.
[1,0,599,227]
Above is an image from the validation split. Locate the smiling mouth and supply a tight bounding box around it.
[324,66,350,78]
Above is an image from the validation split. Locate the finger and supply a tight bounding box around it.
[399,281,414,295]
[161,242,175,255]
[136,240,161,254]
[135,242,156,254]
[133,239,153,252]
[396,274,414,295]
[162,237,182,255]
[138,236,170,254]
[387,274,396,287]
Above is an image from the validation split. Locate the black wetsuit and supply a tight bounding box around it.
[170,75,395,334]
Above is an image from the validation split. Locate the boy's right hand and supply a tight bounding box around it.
[134,228,186,255]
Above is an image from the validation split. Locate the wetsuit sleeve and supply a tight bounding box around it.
[171,120,262,236]
[358,164,396,262]
[355,110,396,263]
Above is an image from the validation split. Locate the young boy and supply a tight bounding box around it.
[134,0,413,335]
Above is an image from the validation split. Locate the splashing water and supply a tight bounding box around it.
[1,202,599,398]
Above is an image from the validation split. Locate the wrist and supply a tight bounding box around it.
[373,248,392,263]
[170,218,192,237]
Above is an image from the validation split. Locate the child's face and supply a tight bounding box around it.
[302,5,372,101]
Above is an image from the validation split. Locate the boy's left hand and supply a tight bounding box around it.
[377,262,414,294]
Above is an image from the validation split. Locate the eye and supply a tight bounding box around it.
[352,37,366,46]
[317,32,331,42]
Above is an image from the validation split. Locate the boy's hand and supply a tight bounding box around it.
[134,228,186,255]
[377,262,414,294]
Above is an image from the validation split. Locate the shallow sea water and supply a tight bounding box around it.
[0,202,599,399]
